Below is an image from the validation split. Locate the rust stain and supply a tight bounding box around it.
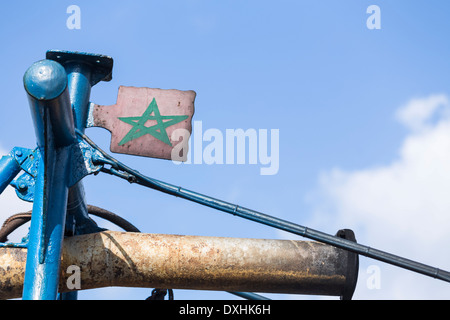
[1,231,355,299]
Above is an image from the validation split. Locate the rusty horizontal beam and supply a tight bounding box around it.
[0,231,358,299]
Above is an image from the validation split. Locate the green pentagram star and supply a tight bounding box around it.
[118,98,188,147]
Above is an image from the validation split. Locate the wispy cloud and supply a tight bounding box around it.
[395,94,450,131]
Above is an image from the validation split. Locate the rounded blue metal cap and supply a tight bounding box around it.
[24,59,67,100]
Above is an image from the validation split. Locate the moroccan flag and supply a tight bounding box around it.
[90,86,195,161]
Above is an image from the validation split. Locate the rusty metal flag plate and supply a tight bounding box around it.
[89,86,195,161]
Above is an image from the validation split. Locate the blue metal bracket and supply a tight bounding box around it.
[69,139,106,185]
[46,50,113,132]
[46,50,113,86]
[10,148,39,202]
[9,140,105,203]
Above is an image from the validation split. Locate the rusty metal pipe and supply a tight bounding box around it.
[0,231,358,300]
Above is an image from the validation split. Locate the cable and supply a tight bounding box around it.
[86,205,140,233]
[0,205,140,240]
[0,211,32,242]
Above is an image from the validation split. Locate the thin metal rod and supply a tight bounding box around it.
[76,129,450,284]
[0,154,21,194]
[228,291,271,300]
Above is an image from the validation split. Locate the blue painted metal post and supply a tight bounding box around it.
[22,60,76,300]
[57,57,93,301]
[44,51,113,240]
[64,58,99,238]
[44,51,113,300]
[45,51,113,237]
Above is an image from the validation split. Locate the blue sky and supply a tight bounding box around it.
[1,1,450,299]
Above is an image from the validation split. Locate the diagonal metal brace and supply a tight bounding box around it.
[76,129,450,285]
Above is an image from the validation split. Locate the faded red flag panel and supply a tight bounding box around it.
[90,86,195,161]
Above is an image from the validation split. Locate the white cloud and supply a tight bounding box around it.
[395,94,449,131]
[308,94,450,299]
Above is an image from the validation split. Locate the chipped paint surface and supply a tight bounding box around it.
[0,231,356,299]
[92,86,195,160]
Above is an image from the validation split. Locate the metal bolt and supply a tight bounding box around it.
[15,150,22,157]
